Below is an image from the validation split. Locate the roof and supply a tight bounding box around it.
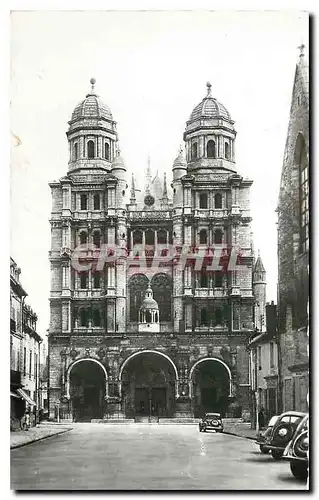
[254,254,266,273]
[188,82,232,123]
[69,79,113,123]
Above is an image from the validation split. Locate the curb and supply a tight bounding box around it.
[223,430,257,441]
[10,428,73,450]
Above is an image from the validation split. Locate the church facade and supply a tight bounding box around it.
[48,79,263,422]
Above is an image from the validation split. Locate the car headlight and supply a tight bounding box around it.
[278,428,288,437]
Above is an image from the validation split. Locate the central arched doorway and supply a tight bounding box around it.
[190,359,231,418]
[120,351,177,419]
[69,360,106,422]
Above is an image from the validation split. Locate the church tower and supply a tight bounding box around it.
[253,251,267,332]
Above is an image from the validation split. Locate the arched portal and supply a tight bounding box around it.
[189,358,231,418]
[120,351,178,418]
[128,274,149,322]
[68,359,107,422]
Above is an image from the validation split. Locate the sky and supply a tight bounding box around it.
[10,10,309,334]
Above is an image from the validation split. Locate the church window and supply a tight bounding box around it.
[200,272,208,288]
[80,273,88,289]
[200,308,209,326]
[207,140,216,158]
[133,230,143,245]
[104,142,110,160]
[80,309,88,327]
[214,193,222,209]
[129,274,149,321]
[157,230,167,244]
[93,272,100,289]
[215,308,223,326]
[214,229,223,244]
[93,231,100,248]
[199,193,208,209]
[151,273,172,322]
[191,142,198,159]
[93,194,100,210]
[214,273,223,288]
[80,231,87,244]
[93,309,101,327]
[225,142,230,159]
[74,142,78,161]
[87,140,95,159]
[199,229,208,244]
[80,194,87,210]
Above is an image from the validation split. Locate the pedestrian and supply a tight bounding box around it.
[258,407,265,429]
[24,407,30,431]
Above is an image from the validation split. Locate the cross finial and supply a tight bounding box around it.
[206,81,212,96]
[298,43,305,59]
[90,77,96,93]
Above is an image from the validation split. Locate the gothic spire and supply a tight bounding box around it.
[130,173,136,204]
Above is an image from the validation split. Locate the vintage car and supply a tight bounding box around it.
[263,411,306,460]
[255,415,280,454]
[283,413,309,480]
[199,412,224,433]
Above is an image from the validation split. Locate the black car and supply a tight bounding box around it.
[256,415,280,454]
[199,413,223,433]
[283,413,308,480]
[264,411,306,460]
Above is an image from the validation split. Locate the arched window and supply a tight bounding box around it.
[80,231,87,244]
[199,193,208,209]
[154,312,159,323]
[295,134,309,253]
[87,140,95,159]
[93,272,100,289]
[225,142,230,159]
[145,230,155,245]
[94,194,100,210]
[151,273,172,322]
[80,309,88,327]
[214,193,222,209]
[80,273,87,289]
[157,230,167,244]
[104,142,110,160]
[200,308,209,326]
[129,274,149,321]
[80,194,87,210]
[199,229,208,244]
[93,309,101,327]
[133,230,143,245]
[74,142,78,161]
[93,231,100,248]
[200,272,208,288]
[215,308,223,326]
[191,142,198,159]
[214,229,223,244]
[207,140,216,158]
[145,311,152,323]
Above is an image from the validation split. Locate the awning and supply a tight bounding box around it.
[17,388,36,406]
[10,391,21,399]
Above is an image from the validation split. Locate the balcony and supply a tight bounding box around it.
[194,288,228,298]
[73,289,105,299]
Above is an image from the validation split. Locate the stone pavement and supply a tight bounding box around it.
[10,422,73,449]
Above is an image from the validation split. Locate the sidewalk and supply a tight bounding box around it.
[10,422,73,449]
[223,422,258,440]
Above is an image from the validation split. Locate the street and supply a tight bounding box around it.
[11,424,308,490]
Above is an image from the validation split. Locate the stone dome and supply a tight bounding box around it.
[112,151,126,170]
[188,82,232,123]
[140,285,159,310]
[70,78,113,123]
[173,147,187,168]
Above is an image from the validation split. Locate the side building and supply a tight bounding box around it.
[10,258,43,428]
[277,45,309,413]
[48,79,258,423]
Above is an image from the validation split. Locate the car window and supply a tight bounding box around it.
[268,416,278,426]
[281,416,290,423]
[290,416,302,424]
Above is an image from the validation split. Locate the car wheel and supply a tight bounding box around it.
[271,450,283,460]
[260,445,269,454]
[290,461,308,481]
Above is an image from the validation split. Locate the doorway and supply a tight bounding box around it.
[70,360,106,422]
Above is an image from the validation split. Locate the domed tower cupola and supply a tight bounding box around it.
[138,283,160,333]
[183,82,237,172]
[111,145,127,181]
[66,78,118,173]
[172,145,187,180]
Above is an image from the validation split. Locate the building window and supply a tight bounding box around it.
[87,140,95,159]
[80,273,88,289]
[200,308,209,326]
[74,142,78,161]
[200,272,208,288]
[296,135,309,253]
[93,272,100,289]
[270,342,274,368]
[23,347,26,375]
[225,142,230,159]
[199,229,208,244]
[104,142,110,160]
[93,309,101,327]
[214,193,222,209]
[258,346,262,370]
[214,229,223,244]
[80,194,87,210]
[29,350,32,377]
[199,193,208,209]
[207,140,216,158]
[80,309,88,327]
[191,142,198,159]
[93,194,100,210]
[215,308,223,326]
[93,231,100,248]
[80,231,87,245]
[214,272,223,288]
